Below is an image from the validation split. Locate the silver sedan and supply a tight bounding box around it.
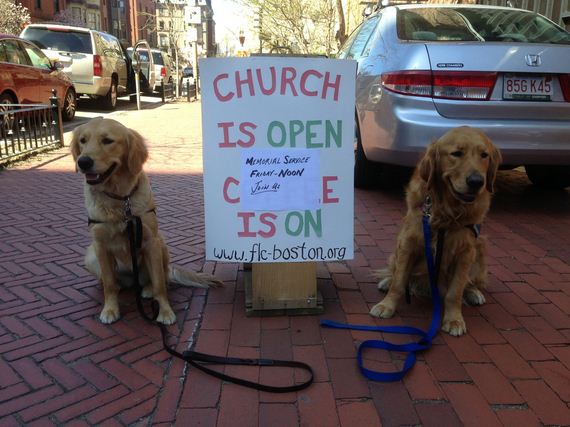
[339,4,570,188]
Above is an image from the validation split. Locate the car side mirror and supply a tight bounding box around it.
[52,60,64,70]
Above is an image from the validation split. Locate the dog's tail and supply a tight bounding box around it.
[168,267,224,288]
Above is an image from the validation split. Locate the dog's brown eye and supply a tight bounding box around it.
[481,152,489,159]
[80,137,86,144]
[102,138,114,145]
[451,151,463,158]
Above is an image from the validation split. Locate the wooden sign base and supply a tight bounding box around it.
[243,262,324,316]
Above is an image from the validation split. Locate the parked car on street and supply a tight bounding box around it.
[20,24,129,110]
[0,33,76,134]
[339,3,570,188]
[127,47,175,93]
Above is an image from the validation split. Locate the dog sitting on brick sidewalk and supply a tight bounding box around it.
[71,117,222,324]
[370,127,501,336]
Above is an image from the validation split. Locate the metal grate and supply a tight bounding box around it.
[0,94,63,166]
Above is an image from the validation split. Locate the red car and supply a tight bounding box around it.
[0,33,76,127]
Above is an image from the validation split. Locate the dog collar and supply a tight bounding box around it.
[102,183,139,201]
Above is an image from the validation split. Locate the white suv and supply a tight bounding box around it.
[21,24,129,110]
[127,46,175,93]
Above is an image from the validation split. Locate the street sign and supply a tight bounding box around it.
[185,6,202,25]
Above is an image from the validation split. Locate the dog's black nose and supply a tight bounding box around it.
[77,156,94,171]
[466,173,484,191]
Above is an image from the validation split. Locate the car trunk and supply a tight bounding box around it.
[426,43,570,120]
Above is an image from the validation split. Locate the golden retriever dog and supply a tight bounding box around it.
[369,126,501,336]
[71,117,222,325]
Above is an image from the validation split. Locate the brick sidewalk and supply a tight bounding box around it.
[1,101,570,426]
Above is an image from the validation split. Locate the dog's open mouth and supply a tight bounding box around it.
[84,163,117,185]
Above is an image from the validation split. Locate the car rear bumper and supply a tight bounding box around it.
[73,77,110,97]
[359,96,570,167]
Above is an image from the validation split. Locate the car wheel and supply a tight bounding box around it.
[0,93,16,137]
[100,79,118,110]
[525,165,570,189]
[354,117,379,188]
[61,88,77,121]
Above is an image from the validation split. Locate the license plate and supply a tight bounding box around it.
[503,75,552,101]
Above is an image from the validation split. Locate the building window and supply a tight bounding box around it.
[35,0,41,9]
[54,0,60,12]
[160,35,168,47]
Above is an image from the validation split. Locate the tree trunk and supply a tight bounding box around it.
[335,0,346,47]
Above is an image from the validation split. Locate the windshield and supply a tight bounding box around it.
[397,7,570,44]
[22,27,93,53]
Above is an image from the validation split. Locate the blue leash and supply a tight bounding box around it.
[320,196,444,382]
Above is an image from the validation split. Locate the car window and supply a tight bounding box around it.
[23,42,52,70]
[22,27,93,53]
[99,33,122,59]
[337,24,362,59]
[0,39,30,66]
[398,7,570,44]
[346,15,380,60]
[152,52,165,65]
[0,42,8,62]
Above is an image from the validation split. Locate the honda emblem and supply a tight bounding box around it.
[525,54,541,67]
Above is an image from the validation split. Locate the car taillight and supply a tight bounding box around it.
[382,71,497,100]
[382,71,432,97]
[161,66,166,77]
[559,74,570,102]
[93,55,102,77]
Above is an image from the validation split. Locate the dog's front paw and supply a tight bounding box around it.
[156,307,176,325]
[100,306,120,324]
[370,302,395,318]
[441,317,467,336]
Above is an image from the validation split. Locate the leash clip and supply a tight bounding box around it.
[422,195,432,218]
[124,197,133,221]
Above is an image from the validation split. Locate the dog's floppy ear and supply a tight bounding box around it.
[419,142,438,190]
[70,127,81,162]
[486,142,502,193]
[126,128,148,176]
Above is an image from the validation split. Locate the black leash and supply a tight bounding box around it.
[123,204,314,393]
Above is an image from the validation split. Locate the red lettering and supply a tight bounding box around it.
[322,72,341,101]
[258,213,277,238]
[218,122,235,147]
[235,69,255,98]
[213,73,233,102]
[238,122,257,147]
[280,67,299,97]
[300,69,323,97]
[223,177,240,204]
[256,67,277,95]
[322,176,339,203]
[237,212,256,237]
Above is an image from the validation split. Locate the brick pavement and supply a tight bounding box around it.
[1,100,570,426]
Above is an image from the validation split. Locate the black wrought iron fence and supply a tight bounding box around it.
[161,80,176,102]
[1,92,64,166]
